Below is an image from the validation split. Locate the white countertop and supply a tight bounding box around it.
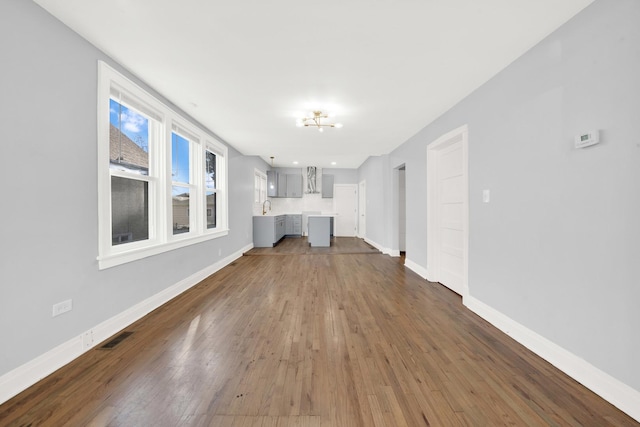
[256,212,338,217]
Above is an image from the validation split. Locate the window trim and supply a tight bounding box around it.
[97,61,228,270]
[254,169,267,206]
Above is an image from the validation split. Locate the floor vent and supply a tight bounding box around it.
[99,331,133,349]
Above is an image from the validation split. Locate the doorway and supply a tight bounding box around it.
[426,125,469,297]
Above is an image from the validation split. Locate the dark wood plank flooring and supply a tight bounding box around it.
[0,237,636,426]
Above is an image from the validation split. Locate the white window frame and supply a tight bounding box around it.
[204,139,228,234]
[169,120,199,240]
[254,169,267,205]
[97,61,228,269]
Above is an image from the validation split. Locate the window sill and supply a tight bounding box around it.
[97,228,229,270]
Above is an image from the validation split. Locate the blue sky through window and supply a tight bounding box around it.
[109,99,149,152]
[172,133,190,191]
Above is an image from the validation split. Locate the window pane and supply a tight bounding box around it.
[206,150,216,190]
[109,99,149,175]
[206,191,216,229]
[254,174,260,204]
[260,176,267,203]
[172,133,190,184]
[172,186,190,235]
[111,176,149,245]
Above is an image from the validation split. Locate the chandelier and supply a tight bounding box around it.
[296,111,343,133]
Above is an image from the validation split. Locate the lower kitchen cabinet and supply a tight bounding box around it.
[253,215,286,247]
[285,214,302,236]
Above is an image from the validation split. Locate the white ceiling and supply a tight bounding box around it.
[34,0,593,169]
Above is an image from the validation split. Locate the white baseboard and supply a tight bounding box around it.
[464,295,640,423]
[404,258,428,280]
[364,238,392,256]
[0,335,85,405]
[0,243,252,405]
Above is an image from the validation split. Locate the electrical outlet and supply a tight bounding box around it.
[52,299,72,317]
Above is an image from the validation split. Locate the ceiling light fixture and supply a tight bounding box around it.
[296,111,343,133]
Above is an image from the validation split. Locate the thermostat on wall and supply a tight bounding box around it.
[575,130,600,148]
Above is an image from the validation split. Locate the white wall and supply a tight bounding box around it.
[360,0,640,416]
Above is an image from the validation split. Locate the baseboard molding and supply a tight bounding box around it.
[0,335,84,405]
[0,243,253,405]
[464,295,640,423]
[364,238,392,256]
[404,258,428,280]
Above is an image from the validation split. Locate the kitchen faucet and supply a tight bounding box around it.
[262,199,271,215]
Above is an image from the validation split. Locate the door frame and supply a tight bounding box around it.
[426,124,469,298]
[358,180,366,238]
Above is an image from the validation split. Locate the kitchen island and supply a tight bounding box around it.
[307,214,336,247]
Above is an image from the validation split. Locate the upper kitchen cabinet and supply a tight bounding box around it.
[277,172,287,197]
[286,174,303,198]
[322,174,334,198]
[267,169,303,198]
[267,170,278,197]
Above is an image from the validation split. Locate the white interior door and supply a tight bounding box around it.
[427,125,468,297]
[358,180,366,238]
[437,144,464,293]
[334,184,357,237]
[398,168,406,252]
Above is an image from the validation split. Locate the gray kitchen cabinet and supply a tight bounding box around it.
[308,216,331,247]
[268,168,303,198]
[322,174,334,198]
[285,214,302,236]
[253,215,286,247]
[267,170,278,197]
[286,174,303,198]
[277,173,287,197]
[275,216,286,241]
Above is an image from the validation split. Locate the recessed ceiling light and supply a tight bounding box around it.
[293,161,299,165]
[331,161,337,165]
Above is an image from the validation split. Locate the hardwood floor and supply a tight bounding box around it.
[1,237,637,426]
[244,236,381,255]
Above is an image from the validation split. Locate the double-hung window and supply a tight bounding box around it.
[97,61,228,269]
[254,169,267,205]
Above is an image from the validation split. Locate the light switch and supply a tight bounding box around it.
[482,189,490,203]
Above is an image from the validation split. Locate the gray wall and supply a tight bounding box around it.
[0,0,268,376]
[320,168,358,185]
[358,156,390,248]
[364,0,640,392]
